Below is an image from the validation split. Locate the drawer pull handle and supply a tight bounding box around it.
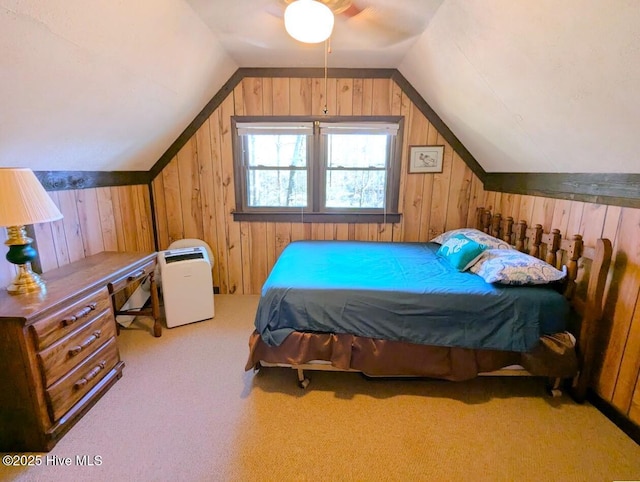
[68,330,102,357]
[62,303,98,326]
[127,270,146,282]
[73,361,107,389]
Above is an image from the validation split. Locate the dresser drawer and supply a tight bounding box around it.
[37,309,117,388]
[45,336,119,422]
[30,288,113,351]
[107,259,155,294]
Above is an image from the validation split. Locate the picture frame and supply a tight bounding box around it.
[408,145,444,174]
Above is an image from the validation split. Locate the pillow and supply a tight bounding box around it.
[469,249,566,285]
[431,228,512,250]
[436,234,487,271]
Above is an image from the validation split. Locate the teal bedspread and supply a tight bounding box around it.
[254,241,569,352]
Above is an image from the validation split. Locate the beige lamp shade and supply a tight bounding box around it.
[0,168,63,227]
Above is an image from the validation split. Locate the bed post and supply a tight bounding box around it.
[546,229,562,269]
[503,217,514,244]
[475,207,484,230]
[491,214,502,239]
[514,221,527,252]
[564,235,583,300]
[482,210,492,233]
[528,224,543,258]
[572,238,612,402]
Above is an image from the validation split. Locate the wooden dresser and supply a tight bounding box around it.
[0,251,159,452]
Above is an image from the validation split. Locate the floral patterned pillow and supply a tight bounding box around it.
[431,228,512,250]
[469,249,566,285]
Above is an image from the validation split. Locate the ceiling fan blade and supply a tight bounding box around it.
[334,0,435,47]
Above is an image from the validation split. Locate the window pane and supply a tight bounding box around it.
[248,169,307,207]
[325,170,386,208]
[326,134,388,168]
[246,135,307,168]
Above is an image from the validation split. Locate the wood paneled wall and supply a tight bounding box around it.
[0,185,154,285]
[469,186,640,426]
[150,74,639,426]
[152,76,474,294]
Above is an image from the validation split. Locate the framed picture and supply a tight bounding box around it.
[408,145,444,174]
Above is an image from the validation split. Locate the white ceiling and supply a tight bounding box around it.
[1,0,638,174]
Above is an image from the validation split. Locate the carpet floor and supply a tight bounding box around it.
[1,295,639,482]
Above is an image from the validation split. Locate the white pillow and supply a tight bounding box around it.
[431,228,512,250]
[469,249,566,285]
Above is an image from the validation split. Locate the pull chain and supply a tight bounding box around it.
[323,38,331,115]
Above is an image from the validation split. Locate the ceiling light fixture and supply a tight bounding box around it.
[284,0,334,43]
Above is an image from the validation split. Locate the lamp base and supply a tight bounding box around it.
[7,263,46,295]
[4,225,46,295]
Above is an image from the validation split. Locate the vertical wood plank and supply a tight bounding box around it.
[152,175,170,251]
[96,187,118,252]
[531,197,556,232]
[518,195,536,227]
[243,77,263,116]
[196,118,221,290]
[47,192,70,267]
[336,78,353,116]
[75,188,105,256]
[135,185,154,251]
[290,78,312,115]
[262,77,273,115]
[613,295,640,416]
[57,190,85,262]
[272,78,290,115]
[444,152,472,233]
[371,78,392,115]
[240,221,251,294]
[597,207,640,402]
[210,108,230,294]
[566,201,585,237]
[427,133,453,239]
[118,186,140,252]
[162,158,184,245]
[249,222,269,294]
[400,104,424,242]
[220,94,243,294]
[177,138,204,241]
[352,78,363,115]
[580,203,607,247]
[32,222,58,272]
[312,77,337,116]
[110,187,127,252]
[551,199,572,237]
[466,174,485,227]
[274,222,292,260]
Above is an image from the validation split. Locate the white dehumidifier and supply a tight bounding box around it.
[158,247,214,328]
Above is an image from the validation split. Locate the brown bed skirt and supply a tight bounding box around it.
[245,331,579,382]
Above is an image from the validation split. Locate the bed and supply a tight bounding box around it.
[245,208,612,400]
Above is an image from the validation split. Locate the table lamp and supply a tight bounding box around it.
[0,168,63,295]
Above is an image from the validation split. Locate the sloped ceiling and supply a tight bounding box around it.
[1,0,638,175]
[0,0,237,171]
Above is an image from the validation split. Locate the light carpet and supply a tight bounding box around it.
[1,295,639,482]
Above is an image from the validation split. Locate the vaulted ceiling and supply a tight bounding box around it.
[1,0,638,174]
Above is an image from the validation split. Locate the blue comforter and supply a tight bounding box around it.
[254,241,569,352]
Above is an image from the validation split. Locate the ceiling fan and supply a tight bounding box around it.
[272,0,434,47]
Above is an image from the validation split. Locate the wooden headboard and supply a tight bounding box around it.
[473,207,613,401]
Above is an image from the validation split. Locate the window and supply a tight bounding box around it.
[232,116,403,223]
